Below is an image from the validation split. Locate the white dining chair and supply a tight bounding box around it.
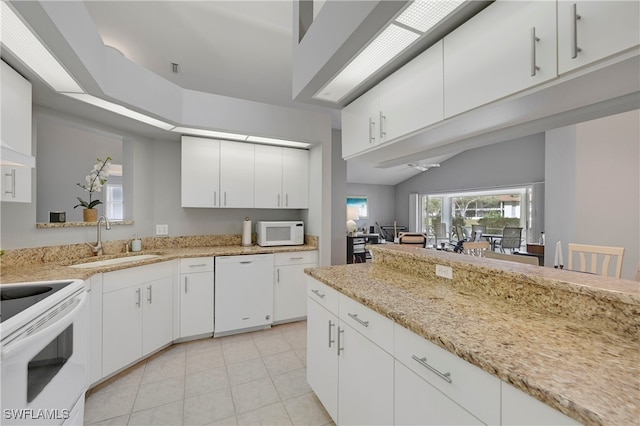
[462,241,490,257]
[484,250,539,265]
[567,243,625,278]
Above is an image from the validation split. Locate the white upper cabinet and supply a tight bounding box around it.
[254,145,309,209]
[557,1,640,74]
[341,41,444,159]
[341,85,380,158]
[378,40,444,143]
[220,141,254,208]
[181,136,220,207]
[281,147,309,208]
[444,0,557,118]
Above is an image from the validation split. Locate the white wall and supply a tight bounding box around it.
[546,110,639,279]
[346,183,396,234]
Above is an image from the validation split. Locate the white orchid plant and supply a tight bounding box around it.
[74,156,112,210]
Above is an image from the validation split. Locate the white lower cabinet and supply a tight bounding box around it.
[394,361,483,425]
[306,277,394,425]
[273,251,318,324]
[179,258,214,338]
[502,382,580,425]
[87,274,103,386]
[102,262,173,377]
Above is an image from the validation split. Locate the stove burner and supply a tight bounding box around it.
[1,286,52,300]
[0,281,75,323]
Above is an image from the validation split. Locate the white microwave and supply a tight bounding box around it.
[256,221,304,247]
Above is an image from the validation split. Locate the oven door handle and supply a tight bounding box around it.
[2,291,87,356]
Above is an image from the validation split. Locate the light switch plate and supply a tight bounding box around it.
[435,264,453,279]
[156,224,169,235]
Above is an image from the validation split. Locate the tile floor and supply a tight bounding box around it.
[85,321,334,426]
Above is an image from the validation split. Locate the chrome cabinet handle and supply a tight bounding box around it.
[311,289,325,299]
[136,288,141,307]
[240,260,253,264]
[214,191,217,207]
[147,285,152,303]
[184,276,188,293]
[412,355,452,383]
[337,327,344,355]
[379,111,386,138]
[571,3,582,59]
[368,118,376,143]
[285,193,288,207]
[328,320,335,348]
[530,27,540,76]
[224,192,227,206]
[276,268,280,283]
[290,257,304,260]
[348,312,369,328]
[4,169,15,198]
[188,263,207,268]
[278,193,281,207]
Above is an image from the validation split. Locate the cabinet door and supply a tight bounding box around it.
[181,136,220,207]
[341,85,380,158]
[102,286,142,376]
[1,60,32,156]
[179,271,214,337]
[274,264,309,323]
[282,148,309,208]
[502,382,581,425]
[254,145,283,208]
[444,0,557,118]
[220,141,254,207]
[306,298,339,423]
[558,1,640,74]
[87,274,103,386]
[0,166,31,203]
[395,361,483,426]
[338,322,394,426]
[142,276,174,355]
[379,40,444,142]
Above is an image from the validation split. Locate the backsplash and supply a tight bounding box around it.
[0,234,318,268]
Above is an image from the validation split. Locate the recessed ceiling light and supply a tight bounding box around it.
[395,0,465,33]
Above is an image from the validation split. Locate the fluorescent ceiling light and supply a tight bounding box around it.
[246,136,311,149]
[1,2,83,93]
[173,127,311,149]
[62,93,175,130]
[396,0,465,33]
[408,162,440,171]
[314,0,466,103]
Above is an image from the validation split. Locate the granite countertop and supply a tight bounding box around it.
[305,245,640,425]
[0,244,318,284]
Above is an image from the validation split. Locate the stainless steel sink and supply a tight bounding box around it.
[69,254,161,269]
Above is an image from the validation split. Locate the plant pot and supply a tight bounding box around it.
[83,208,98,222]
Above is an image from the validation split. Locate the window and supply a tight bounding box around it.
[419,186,533,247]
[105,184,123,220]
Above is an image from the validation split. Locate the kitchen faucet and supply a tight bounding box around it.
[87,216,111,256]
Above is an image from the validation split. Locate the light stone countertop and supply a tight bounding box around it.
[305,244,640,426]
[0,244,318,284]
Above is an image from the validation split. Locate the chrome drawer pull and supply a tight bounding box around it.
[188,263,207,268]
[348,313,369,327]
[290,257,304,260]
[311,289,325,299]
[328,320,335,348]
[412,355,452,383]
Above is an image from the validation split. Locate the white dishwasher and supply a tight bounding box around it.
[214,254,274,336]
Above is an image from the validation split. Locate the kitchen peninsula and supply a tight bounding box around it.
[304,244,639,425]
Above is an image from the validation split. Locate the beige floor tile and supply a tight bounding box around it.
[272,368,312,400]
[205,415,238,425]
[185,366,229,398]
[133,375,185,412]
[149,342,188,361]
[186,347,226,374]
[236,402,292,426]
[282,330,307,350]
[90,362,145,395]
[219,332,254,346]
[226,357,269,386]
[85,414,130,425]
[128,400,184,426]
[263,350,304,377]
[185,336,222,354]
[142,353,187,384]
[253,333,292,356]
[222,340,261,364]
[231,377,280,414]
[84,386,138,424]
[183,388,235,425]
[283,393,332,426]
[294,347,307,367]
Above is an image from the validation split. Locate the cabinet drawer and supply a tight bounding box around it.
[339,295,393,354]
[103,261,173,293]
[394,324,500,425]
[180,257,214,273]
[274,250,318,266]
[307,277,340,315]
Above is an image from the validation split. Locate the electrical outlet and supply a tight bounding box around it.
[435,264,453,279]
[156,224,169,235]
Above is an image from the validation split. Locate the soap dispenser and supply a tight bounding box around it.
[131,236,142,252]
